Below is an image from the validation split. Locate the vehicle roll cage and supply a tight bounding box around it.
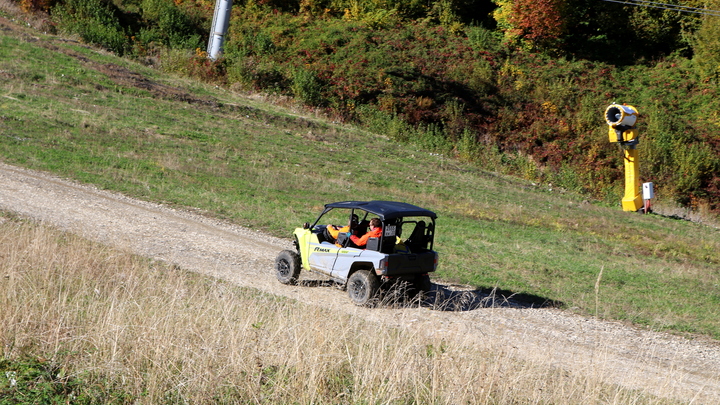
[319,200,437,221]
[307,201,436,252]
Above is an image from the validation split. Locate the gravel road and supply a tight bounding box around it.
[1,161,719,404]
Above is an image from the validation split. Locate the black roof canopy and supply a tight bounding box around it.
[323,201,437,221]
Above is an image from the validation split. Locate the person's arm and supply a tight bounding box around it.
[329,225,350,239]
[350,232,370,246]
[351,228,380,247]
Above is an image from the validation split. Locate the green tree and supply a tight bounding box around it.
[693,2,720,82]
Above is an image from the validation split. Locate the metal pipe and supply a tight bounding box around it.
[207,0,233,60]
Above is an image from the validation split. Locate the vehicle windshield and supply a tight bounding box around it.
[313,208,362,230]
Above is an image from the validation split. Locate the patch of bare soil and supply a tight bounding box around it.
[2,162,720,404]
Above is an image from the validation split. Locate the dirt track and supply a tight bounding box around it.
[1,161,719,403]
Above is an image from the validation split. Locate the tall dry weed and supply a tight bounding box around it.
[0,216,670,404]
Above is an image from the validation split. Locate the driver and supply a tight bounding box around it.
[326,214,359,241]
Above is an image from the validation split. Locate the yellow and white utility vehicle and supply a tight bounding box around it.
[274,201,438,306]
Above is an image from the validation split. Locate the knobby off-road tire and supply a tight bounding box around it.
[414,274,432,293]
[347,269,380,306]
[275,250,301,285]
[407,274,432,300]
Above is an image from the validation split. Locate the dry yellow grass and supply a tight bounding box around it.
[0,215,672,404]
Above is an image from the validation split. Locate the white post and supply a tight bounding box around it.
[207,0,233,60]
[642,182,654,214]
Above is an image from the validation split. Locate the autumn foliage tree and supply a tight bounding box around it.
[493,0,567,52]
[512,0,566,50]
[493,0,694,62]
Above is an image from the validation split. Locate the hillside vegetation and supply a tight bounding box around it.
[9,0,720,214]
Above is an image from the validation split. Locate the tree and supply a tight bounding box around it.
[693,0,720,82]
[493,0,566,52]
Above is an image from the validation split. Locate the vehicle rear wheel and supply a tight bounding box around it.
[275,250,301,285]
[414,274,432,293]
[409,274,432,299]
[347,270,380,306]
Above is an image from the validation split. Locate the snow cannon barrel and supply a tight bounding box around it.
[605,104,639,146]
[605,104,638,127]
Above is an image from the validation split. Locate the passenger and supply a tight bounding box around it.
[326,214,358,241]
[350,218,382,248]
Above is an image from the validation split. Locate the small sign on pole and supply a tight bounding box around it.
[642,182,654,213]
[643,182,654,200]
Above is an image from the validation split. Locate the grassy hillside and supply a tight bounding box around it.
[1,13,719,344]
[8,0,720,213]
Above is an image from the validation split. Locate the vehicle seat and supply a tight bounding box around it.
[366,237,380,251]
[405,221,426,252]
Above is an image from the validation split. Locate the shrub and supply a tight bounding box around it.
[140,0,202,49]
[20,0,57,12]
[466,25,503,53]
[291,67,324,105]
[52,0,130,55]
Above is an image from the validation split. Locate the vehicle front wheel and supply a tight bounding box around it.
[347,270,380,306]
[275,250,301,285]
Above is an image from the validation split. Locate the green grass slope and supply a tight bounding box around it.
[1,17,719,339]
